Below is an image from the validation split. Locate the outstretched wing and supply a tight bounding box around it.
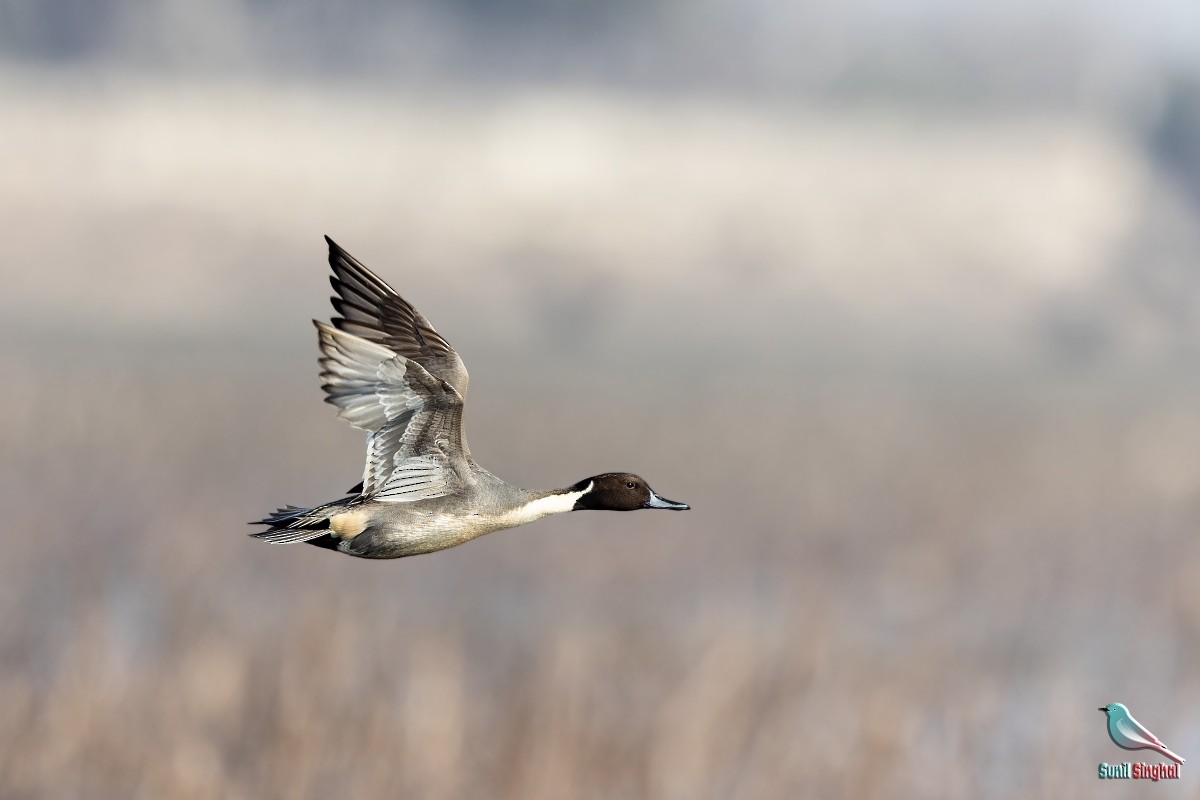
[315,321,471,502]
[325,236,470,402]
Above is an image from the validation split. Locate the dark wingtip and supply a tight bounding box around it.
[325,235,346,263]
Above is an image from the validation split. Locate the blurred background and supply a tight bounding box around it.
[4,1,1200,797]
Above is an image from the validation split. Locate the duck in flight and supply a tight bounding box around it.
[251,237,689,559]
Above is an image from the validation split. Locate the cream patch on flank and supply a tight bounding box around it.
[329,510,368,539]
[501,482,592,527]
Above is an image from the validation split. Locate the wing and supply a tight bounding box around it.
[324,236,470,402]
[315,321,471,502]
[1115,715,1161,747]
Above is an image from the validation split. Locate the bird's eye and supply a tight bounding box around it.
[626,481,635,489]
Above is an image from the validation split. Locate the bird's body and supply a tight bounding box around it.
[251,238,688,559]
[1099,703,1185,764]
[266,470,590,559]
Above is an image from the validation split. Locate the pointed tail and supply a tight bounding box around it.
[1156,744,1186,765]
[249,497,355,544]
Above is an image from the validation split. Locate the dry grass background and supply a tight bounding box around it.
[3,72,1200,798]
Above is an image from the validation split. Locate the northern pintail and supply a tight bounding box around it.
[251,237,689,559]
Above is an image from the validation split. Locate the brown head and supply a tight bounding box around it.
[570,473,690,511]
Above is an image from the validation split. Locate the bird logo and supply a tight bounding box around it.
[1099,703,1185,764]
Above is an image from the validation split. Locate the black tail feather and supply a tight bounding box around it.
[251,505,311,527]
[250,526,331,544]
[249,496,357,544]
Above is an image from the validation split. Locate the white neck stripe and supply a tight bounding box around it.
[504,481,592,524]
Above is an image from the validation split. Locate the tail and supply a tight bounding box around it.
[1155,744,1186,765]
[249,497,356,544]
